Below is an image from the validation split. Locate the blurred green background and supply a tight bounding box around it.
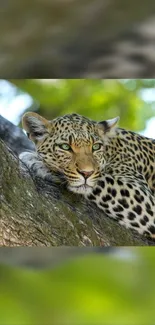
[0,248,155,325]
[0,79,155,136]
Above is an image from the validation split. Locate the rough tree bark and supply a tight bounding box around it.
[1,0,155,78]
[0,116,153,246]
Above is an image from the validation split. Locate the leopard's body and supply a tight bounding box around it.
[20,112,155,238]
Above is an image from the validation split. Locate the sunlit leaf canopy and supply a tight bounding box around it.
[7,79,155,132]
[0,248,155,325]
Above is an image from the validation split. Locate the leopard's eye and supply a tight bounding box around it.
[92,143,102,151]
[59,143,71,151]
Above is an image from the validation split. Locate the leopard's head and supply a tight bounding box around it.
[22,112,119,194]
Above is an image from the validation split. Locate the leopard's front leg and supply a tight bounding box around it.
[19,151,63,184]
[86,173,155,238]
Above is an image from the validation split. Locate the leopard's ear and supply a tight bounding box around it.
[22,112,51,144]
[97,116,120,137]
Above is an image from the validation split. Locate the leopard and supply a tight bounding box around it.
[19,112,155,239]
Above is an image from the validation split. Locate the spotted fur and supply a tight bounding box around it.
[20,112,155,238]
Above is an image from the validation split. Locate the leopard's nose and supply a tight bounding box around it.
[77,169,94,179]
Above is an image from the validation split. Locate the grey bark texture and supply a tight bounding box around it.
[1,0,155,78]
[0,117,153,246]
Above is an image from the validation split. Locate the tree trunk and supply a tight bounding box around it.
[0,116,152,246]
[1,0,155,77]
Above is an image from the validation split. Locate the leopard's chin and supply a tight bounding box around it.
[68,184,93,195]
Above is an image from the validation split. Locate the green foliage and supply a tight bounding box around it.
[0,249,155,325]
[10,79,155,131]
